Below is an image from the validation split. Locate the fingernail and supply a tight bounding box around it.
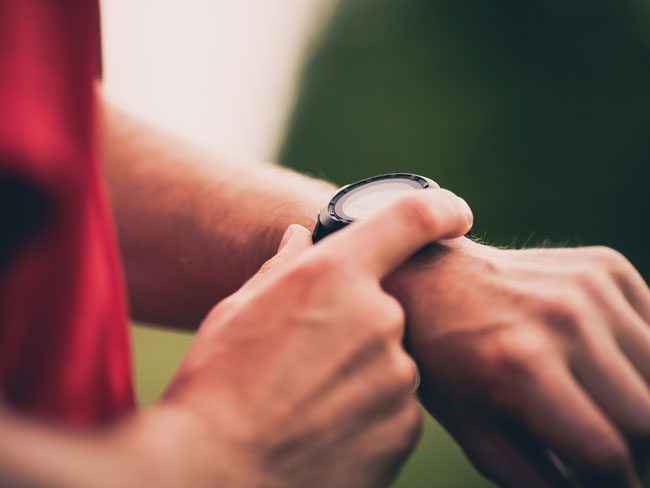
[278,225,293,251]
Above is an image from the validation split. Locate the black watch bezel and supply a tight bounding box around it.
[312,173,439,243]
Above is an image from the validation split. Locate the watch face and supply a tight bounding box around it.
[332,174,438,222]
[340,181,420,219]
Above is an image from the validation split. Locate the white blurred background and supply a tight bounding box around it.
[99,0,342,407]
[100,0,336,160]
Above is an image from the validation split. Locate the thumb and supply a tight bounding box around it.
[262,224,313,274]
[275,224,313,258]
[243,225,313,290]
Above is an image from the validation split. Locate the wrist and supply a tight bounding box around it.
[0,408,196,488]
[383,235,484,283]
[117,402,270,488]
[107,405,217,488]
[102,407,189,488]
[382,236,500,324]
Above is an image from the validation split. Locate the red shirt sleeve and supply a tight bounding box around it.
[0,0,135,427]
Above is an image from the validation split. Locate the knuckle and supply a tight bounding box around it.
[389,351,418,393]
[477,326,550,409]
[588,246,631,275]
[585,247,644,296]
[376,297,406,336]
[386,297,407,326]
[570,267,617,303]
[492,327,549,373]
[537,291,586,340]
[571,267,604,289]
[589,245,625,264]
[583,434,632,475]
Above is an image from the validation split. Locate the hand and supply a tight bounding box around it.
[386,239,650,488]
[142,190,473,488]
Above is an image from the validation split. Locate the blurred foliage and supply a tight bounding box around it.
[279,0,650,279]
[135,1,650,487]
[132,325,192,404]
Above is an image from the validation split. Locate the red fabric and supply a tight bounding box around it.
[0,0,135,427]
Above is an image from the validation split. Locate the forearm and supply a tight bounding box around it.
[100,98,336,328]
[0,406,219,488]
[0,410,146,488]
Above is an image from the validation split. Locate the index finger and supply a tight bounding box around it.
[318,189,473,279]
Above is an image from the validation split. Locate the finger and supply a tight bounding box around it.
[572,324,650,463]
[620,271,650,326]
[364,401,422,487]
[246,225,312,286]
[319,189,473,279]
[511,247,650,324]
[594,290,650,472]
[458,422,572,488]
[319,346,419,445]
[514,362,640,487]
[565,280,650,443]
[275,224,313,256]
[615,303,650,389]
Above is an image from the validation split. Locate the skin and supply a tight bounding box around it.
[99,101,336,328]
[0,185,473,486]
[2,97,650,487]
[387,242,650,488]
[100,102,650,486]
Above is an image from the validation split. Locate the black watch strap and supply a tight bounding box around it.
[312,217,327,243]
[312,211,347,243]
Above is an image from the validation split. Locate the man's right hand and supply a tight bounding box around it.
[131,189,472,488]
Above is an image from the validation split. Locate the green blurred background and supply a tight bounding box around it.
[134,0,650,486]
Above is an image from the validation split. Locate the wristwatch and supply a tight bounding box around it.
[312,173,440,243]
